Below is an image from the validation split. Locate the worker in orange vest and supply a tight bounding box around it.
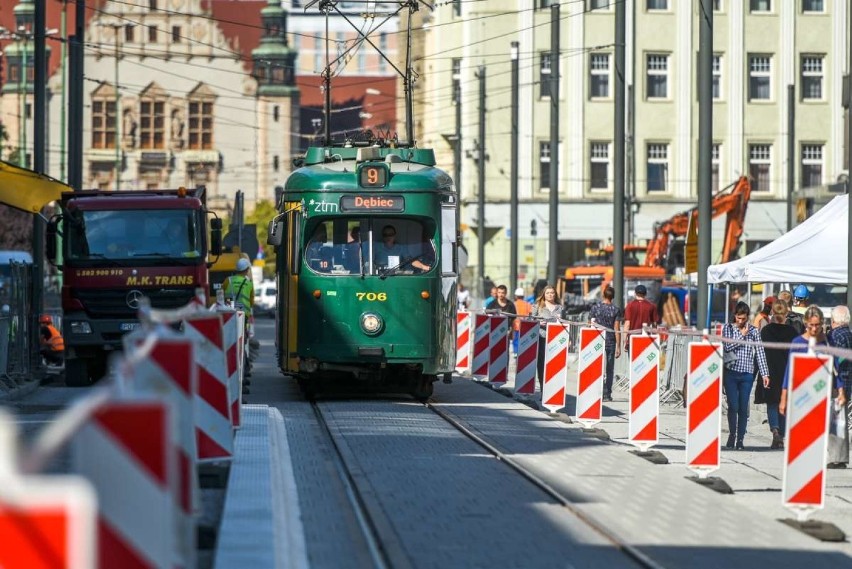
[512,287,533,354]
[39,314,64,365]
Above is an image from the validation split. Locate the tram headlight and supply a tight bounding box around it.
[360,312,384,336]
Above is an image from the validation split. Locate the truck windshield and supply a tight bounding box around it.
[66,210,201,262]
[304,217,435,277]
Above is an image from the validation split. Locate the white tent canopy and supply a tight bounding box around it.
[707,194,848,284]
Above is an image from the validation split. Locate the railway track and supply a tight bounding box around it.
[310,396,663,569]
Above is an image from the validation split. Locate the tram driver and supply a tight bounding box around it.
[373,224,431,273]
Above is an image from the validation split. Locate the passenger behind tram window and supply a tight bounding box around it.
[342,226,362,272]
[306,225,332,273]
[373,224,408,269]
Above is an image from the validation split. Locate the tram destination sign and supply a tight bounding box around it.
[340,195,405,212]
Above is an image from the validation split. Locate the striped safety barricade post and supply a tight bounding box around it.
[183,313,234,462]
[576,327,605,427]
[541,322,569,413]
[628,334,661,451]
[783,352,833,521]
[487,314,509,385]
[218,309,243,429]
[514,319,539,395]
[470,314,491,379]
[0,411,96,569]
[73,398,176,569]
[455,311,471,374]
[122,335,199,569]
[685,340,723,477]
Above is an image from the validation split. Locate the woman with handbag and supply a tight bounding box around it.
[722,301,771,450]
[530,285,566,392]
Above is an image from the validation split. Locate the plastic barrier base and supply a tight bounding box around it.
[581,427,611,441]
[629,449,669,465]
[779,518,847,542]
[686,475,734,494]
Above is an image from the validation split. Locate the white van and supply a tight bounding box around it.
[255,280,277,317]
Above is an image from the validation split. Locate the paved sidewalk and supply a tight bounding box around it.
[483,350,852,554]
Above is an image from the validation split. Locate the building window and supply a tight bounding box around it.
[452,58,461,104]
[589,53,610,99]
[802,0,824,12]
[749,144,772,192]
[357,49,366,73]
[188,99,214,150]
[713,0,723,10]
[801,55,824,100]
[711,143,721,193]
[124,25,134,43]
[379,33,387,72]
[646,54,669,99]
[647,143,669,192]
[172,26,181,43]
[148,25,158,43]
[540,52,552,99]
[713,54,722,99]
[647,0,667,10]
[801,144,823,188]
[273,155,280,172]
[271,66,285,83]
[539,0,554,8]
[453,0,461,16]
[587,0,610,9]
[750,0,770,12]
[91,99,116,149]
[149,0,157,10]
[539,141,551,190]
[139,98,166,149]
[590,142,609,190]
[748,55,771,101]
[273,105,280,122]
[314,37,323,72]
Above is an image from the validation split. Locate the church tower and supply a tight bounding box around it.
[251,0,299,203]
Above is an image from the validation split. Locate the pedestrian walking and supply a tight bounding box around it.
[623,284,659,352]
[828,305,852,401]
[589,286,622,402]
[530,285,566,391]
[778,289,804,334]
[752,296,774,330]
[722,301,770,451]
[512,287,532,354]
[758,300,797,449]
[491,285,517,324]
[457,282,471,310]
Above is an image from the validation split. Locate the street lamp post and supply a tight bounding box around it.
[19,27,29,168]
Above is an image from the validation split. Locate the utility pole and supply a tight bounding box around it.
[697,0,713,329]
[787,84,795,232]
[68,0,85,191]
[477,66,486,297]
[33,0,46,366]
[509,42,519,291]
[613,0,626,306]
[59,0,68,181]
[19,32,29,167]
[547,4,559,286]
[847,0,852,308]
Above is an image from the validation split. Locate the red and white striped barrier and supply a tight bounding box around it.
[122,336,199,568]
[73,399,175,569]
[628,334,660,451]
[488,314,509,384]
[514,319,539,395]
[218,309,243,429]
[783,353,833,520]
[184,314,234,462]
[541,322,569,413]
[471,314,491,378]
[686,341,723,477]
[0,411,97,569]
[576,327,605,427]
[455,311,471,373]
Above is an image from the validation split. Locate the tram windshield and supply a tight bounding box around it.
[304,217,435,277]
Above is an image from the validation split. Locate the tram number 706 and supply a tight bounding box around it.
[356,292,388,302]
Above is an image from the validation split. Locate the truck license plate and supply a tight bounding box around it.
[120,322,140,331]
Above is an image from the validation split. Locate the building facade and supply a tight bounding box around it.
[412,0,850,290]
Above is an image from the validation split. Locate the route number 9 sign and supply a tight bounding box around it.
[359,165,387,188]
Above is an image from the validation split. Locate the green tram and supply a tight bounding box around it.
[268,145,459,398]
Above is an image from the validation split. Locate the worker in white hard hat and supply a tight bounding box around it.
[512,286,532,354]
[223,257,255,318]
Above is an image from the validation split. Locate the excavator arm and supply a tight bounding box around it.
[0,160,72,213]
[644,175,751,269]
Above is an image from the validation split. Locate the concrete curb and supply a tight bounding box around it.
[214,404,308,569]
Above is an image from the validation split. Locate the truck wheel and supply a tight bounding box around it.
[65,359,94,387]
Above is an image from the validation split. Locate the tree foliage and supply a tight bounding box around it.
[224,199,278,279]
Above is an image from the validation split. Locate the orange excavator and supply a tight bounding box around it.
[644,175,752,273]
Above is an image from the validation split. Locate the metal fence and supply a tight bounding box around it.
[1,261,37,389]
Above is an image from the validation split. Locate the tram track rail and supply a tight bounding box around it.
[425,399,665,569]
[312,393,665,569]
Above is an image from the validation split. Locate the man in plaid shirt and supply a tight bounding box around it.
[722,301,770,450]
